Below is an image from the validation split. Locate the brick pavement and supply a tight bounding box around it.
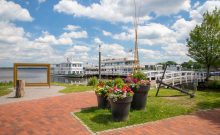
[0,91,96,135]
[0,91,220,135]
[98,109,220,135]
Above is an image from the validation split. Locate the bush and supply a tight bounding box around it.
[87,76,98,86]
[0,81,13,86]
[132,72,147,80]
[207,80,220,89]
[114,78,124,86]
[105,80,114,87]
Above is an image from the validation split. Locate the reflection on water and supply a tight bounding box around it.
[17,68,47,83]
[51,76,88,84]
[0,68,88,84]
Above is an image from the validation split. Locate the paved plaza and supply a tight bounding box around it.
[0,89,219,135]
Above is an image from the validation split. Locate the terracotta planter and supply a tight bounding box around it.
[96,94,108,108]
[131,85,150,110]
[109,96,133,121]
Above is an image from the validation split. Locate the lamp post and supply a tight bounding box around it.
[99,44,101,80]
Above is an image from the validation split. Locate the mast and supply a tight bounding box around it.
[133,0,140,73]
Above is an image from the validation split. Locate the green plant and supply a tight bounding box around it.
[95,81,109,96]
[132,72,147,80]
[0,82,13,96]
[87,76,98,86]
[114,78,124,86]
[124,72,150,92]
[207,80,220,89]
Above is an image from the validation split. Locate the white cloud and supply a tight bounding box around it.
[171,18,197,41]
[60,31,87,39]
[0,22,64,65]
[102,30,112,36]
[93,38,132,59]
[35,31,73,45]
[94,37,102,44]
[0,22,90,65]
[69,45,90,52]
[139,49,161,59]
[63,25,81,31]
[54,0,190,23]
[190,1,220,23]
[0,0,33,22]
[113,32,132,40]
[0,21,26,44]
[38,0,47,4]
[65,45,91,62]
[109,23,175,46]
[54,0,150,23]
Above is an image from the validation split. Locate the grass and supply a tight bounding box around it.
[0,82,13,96]
[74,89,220,132]
[52,82,94,93]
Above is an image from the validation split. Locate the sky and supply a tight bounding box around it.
[0,0,220,67]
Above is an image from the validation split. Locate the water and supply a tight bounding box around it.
[0,68,88,84]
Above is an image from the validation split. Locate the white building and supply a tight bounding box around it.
[51,62,84,77]
[85,58,144,76]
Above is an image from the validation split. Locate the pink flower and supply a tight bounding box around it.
[133,78,138,83]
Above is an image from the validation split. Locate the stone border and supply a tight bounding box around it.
[71,108,220,135]
[71,111,95,135]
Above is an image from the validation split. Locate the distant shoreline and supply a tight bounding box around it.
[0,67,48,69]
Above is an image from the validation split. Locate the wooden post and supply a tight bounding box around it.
[155,64,167,96]
[16,80,25,98]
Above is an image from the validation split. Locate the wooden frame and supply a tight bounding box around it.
[13,63,51,87]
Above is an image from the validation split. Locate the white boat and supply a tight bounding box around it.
[51,62,84,77]
[85,58,144,76]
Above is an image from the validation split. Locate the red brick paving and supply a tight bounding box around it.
[0,91,96,135]
[0,91,220,135]
[99,109,220,135]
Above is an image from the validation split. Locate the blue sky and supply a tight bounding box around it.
[0,0,220,67]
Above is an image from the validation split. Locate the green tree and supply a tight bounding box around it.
[187,8,220,80]
[181,60,202,70]
[157,61,177,69]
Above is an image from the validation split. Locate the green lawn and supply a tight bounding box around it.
[52,82,94,93]
[0,83,13,96]
[74,89,220,132]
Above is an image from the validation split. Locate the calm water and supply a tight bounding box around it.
[0,68,88,84]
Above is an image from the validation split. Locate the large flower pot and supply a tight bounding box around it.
[131,85,150,110]
[109,96,133,121]
[96,94,108,108]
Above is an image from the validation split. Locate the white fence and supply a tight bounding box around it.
[144,70,206,86]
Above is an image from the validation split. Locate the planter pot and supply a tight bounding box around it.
[96,94,109,108]
[109,96,133,121]
[131,85,150,110]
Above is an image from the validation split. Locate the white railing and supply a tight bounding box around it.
[85,71,130,76]
[143,70,206,86]
[85,70,206,86]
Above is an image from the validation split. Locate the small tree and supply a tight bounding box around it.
[181,60,202,70]
[187,8,220,80]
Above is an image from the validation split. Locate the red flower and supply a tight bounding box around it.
[122,85,127,92]
[126,87,132,92]
[133,78,138,83]
[113,86,117,91]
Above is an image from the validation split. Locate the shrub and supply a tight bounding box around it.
[114,78,124,86]
[132,72,147,80]
[207,80,220,89]
[87,76,98,86]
